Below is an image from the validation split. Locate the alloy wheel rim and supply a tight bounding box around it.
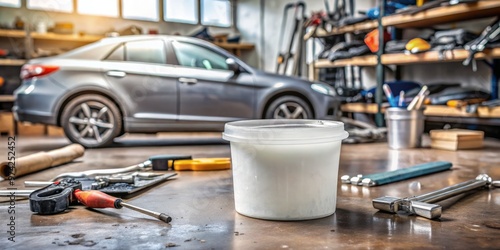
[273,102,308,119]
[67,101,114,145]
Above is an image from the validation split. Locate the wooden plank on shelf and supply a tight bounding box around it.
[341,103,386,114]
[213,42,255,50]
[0,29,25,38]
[0,29,103,42]
[477,106,500,118]
[30,32,103,43]
[314,48,500,68]
[384,1,500,29]
[0,59,26,66]
[326,20,378,36]
[0,95,15,102]
[382,48,500,65]
[315,55,377,68]
[424,105,478,117]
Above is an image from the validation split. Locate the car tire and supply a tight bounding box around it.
[60,94,122,148]
[264,96,313,119]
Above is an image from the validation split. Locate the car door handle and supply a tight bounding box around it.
[107,71,127,78]
[179,78,197,85]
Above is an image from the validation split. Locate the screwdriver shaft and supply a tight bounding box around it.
[120,202,172,223]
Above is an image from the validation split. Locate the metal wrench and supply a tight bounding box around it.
[373,174,494,219]
[47,160,153,181]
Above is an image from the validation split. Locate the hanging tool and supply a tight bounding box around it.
[276,1,306,76]
[373,174,495,219]
[74,189,171,223]
[341,161,452,186]
[463,19,500,69]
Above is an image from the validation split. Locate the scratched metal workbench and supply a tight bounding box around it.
[1,134,499,249]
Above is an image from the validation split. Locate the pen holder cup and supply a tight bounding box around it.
[385,107,425,149]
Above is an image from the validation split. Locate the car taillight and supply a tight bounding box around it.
[20,65,60,80]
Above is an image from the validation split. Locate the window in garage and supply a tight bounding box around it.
[77,0,118,17]
[125,40,166,64]
[201,0,232,27]
[122,0,159,22]
[0,0,20,8]
[27,0,73,13]
[164,0,198,24]
[172,41,228,70]
[105,45,124,61]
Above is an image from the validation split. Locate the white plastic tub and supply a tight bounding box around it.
[223,119,348,220]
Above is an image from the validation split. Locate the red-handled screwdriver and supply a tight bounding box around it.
[73,189,172,223]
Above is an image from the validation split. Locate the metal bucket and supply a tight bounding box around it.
[385,107,425,149]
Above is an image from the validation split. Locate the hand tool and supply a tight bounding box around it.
[29,178,83,215]
[48,155,193,181]
[407,85,428,110]
[463,19,500,68]
[0,190,34,197]
[373,174,494,219]
[149,155,192,170]
[49,159,153,181]
[341,161,452,186]
[73,189,171,223]
[276,1,306,77]
[26,175,137,187]
[398,91,405,107]
[23,173,177,196]
[149,155,231,171]
[173,158,231,171]
[383,84,398,107]
[21,178,172,223]
[91,175,136,190]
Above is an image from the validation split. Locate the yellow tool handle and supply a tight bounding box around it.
[173,158,231,171]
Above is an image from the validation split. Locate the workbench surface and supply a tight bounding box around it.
[1,134,499,249]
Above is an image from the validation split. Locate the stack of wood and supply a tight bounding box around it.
[429,129,484,151]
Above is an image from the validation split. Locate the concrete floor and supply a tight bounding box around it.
[1,133,500,249]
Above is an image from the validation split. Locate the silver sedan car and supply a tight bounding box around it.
[14,35,340,147]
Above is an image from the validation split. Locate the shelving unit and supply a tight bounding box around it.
[0,28,255,57]
[315,48,500,68]
[312,0,500,126]
[315,1,500,36]
[0,59,26,66]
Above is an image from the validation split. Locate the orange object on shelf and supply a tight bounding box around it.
[364,29,391,53]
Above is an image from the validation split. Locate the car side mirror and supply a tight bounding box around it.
[226,58,240,74]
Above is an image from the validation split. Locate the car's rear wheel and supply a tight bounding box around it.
[61,94,122,148]
[265,96,313,119]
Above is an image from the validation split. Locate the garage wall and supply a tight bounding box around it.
[0,2,494,94]
[235,0,492,95]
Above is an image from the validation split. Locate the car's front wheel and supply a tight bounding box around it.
[60,94,122,148]
[265,96,313,119]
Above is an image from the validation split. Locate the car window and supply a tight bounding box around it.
[171,41,228,70]
[124,40,167,64]
[105,44,124,61]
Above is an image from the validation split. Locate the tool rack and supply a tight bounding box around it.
[311,0,500,126]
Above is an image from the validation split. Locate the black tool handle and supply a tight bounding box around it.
[29,179,82,215]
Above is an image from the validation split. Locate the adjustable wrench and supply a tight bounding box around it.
[373,174,495,219]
